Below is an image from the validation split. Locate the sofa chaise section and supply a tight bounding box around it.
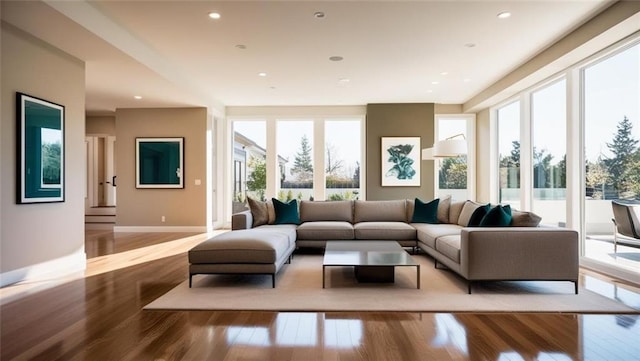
[188,226,296,288]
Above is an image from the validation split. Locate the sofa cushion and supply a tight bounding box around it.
[458,201,489,226]
[354,200,407,223]
[437,195,451,223]
[511,209,542,227]
[300,200,353,223]
[480,205,512,227]
[468,204,491,226]
[435,235,461,263]
[413,223,462,249]
[411,198,439,223]
[189,229,290,264]
[354,221,416,240]
[449,200,465,225]
[254,224,298,245]
[272,198,301,225]
[296,221,354,240]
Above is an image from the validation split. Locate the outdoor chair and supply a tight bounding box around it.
[611,200,640,253]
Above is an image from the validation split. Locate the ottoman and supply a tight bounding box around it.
[188,227,296,288]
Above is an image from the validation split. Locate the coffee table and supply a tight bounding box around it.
[322,241,420,289]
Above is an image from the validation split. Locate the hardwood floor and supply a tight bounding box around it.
[1,230,640,360]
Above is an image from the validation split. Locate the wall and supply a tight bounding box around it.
[366,103,435,201]
[114,107,208,231]
[86,115,115,135]
[1,22,86,286]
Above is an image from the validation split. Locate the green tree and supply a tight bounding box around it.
[533,148,553,188]
[586,157,610,199]
[246,156,266,200]
[604,116,638,194]
[291,135,313,181]
[439,156,467,189]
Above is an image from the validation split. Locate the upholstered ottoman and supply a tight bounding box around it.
[188,227,296,288]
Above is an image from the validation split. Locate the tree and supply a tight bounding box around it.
[439,156,467,189]
[291,135,313,182]
[586,157,610,199]
[246,156,266,200]
[325,143,344,175]
[604,116,638,194]
[533,148,553,188]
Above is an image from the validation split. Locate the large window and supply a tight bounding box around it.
[583,42,640,265]
[531,79,567,226]
[231,113,364,207]
[325,120,361,200]
[497,101,521,209]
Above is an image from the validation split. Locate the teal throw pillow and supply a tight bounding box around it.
[411,198,440,223]
[479,204,512,227]
[272,198,300,225]
[467,204,490,226]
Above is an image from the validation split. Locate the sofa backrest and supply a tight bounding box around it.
[299,200,353,223]
[354,200,407,223]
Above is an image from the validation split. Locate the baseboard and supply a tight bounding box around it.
[0,247,86,287]
[113,226,208,233]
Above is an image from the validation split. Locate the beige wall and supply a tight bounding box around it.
[1,22,86,283]
[474,108,491,203]
[115,107,208,228]
[86,115,115,135]
[366,103,435,201]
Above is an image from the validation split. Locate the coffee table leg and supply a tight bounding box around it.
[417,265,420,289]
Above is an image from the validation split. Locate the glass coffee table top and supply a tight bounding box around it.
[322,241,420,288]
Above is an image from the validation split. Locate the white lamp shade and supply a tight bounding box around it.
[433,139,467,157]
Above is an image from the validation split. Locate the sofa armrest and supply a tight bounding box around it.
[232,210,254,230]
[459,227,579,281]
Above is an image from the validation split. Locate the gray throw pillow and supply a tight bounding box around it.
[457,201,486,227]
[247,197,269,227]
[437,195,451,223]
[511,209,542,227]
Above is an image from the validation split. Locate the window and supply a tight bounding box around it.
[583,42,640,265]
[325,120,361,200]
[531,79,567,226]
[497,101,521,209]
[436,117,469,200]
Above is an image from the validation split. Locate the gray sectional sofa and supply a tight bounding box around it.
[230,198,580,293]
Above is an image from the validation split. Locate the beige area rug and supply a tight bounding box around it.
[145,253,638,313]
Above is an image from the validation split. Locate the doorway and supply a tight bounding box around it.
[85,135,116,226]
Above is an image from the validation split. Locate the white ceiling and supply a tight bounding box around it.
[2,0,614,114]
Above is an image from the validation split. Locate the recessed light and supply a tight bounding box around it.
[235,44,247,50]
[431,81,439,85]
[338,78,350,84]
[464,43,476,48]
[208,12,221,19]
[427,90,433,93]
[440,72,448,76]
[314,11,325,19]
[463,78,471,83]
[134,95,142,100]
[258,72,267,77]
[329,56,343,62]
[497,12,511,19]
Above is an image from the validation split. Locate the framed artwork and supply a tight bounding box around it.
[381,136,421,186]
[17,92,65,204]
[136,137,184,188]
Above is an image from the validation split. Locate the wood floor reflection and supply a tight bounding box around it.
[1,231,639,360]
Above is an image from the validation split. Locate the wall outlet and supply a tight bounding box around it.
[161,216,166,222]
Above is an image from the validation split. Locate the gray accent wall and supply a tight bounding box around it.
[366,103,435,201]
